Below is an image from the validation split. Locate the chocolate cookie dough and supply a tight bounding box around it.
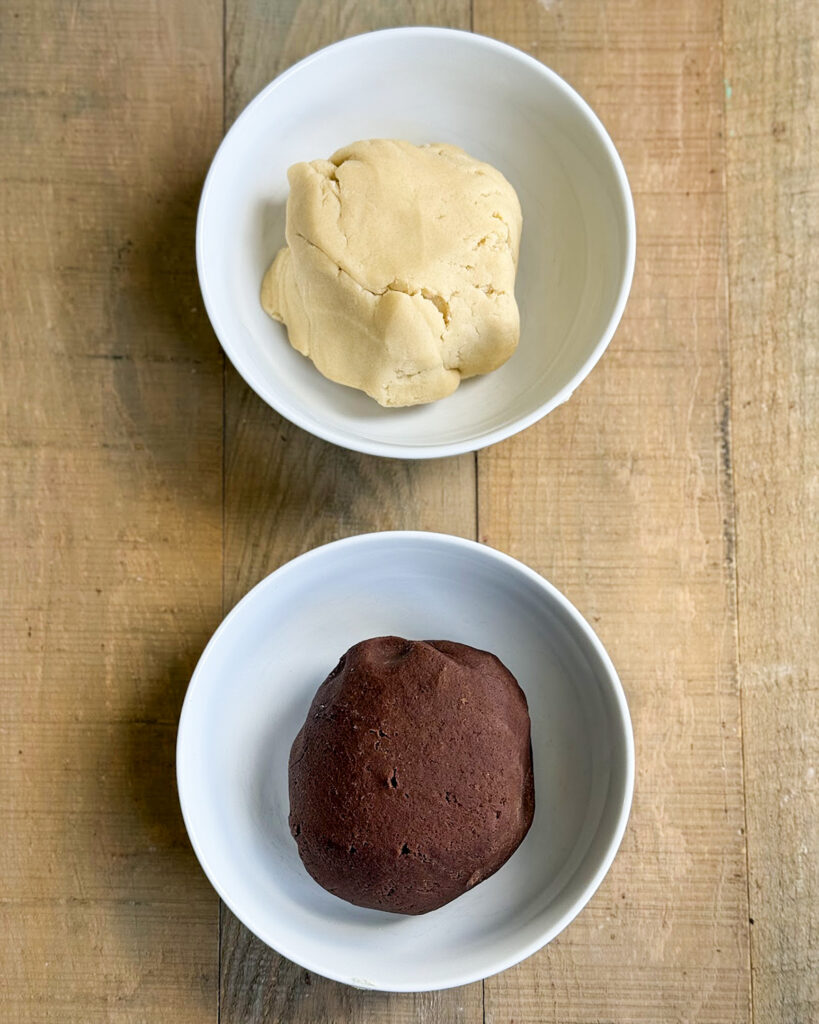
[288,636,535,915]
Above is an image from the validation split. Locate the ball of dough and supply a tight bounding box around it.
[262,139,522,407]
[288,636,535,915]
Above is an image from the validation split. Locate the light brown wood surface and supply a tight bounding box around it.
[723,1,818,1019]
[1,1,815,1023]
[476,1,749,1020]
[1,1,223,1021]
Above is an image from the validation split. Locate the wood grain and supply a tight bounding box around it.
[474,1,751,1021]
[220,2,479,1021]
[723,1,819,1020]
[0,1,223,1021]
[3,0,816,1020]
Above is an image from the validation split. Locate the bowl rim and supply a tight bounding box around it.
[195,26,636,460]
[176,530,635,991]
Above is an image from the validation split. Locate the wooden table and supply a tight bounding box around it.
[2,1,816,1021]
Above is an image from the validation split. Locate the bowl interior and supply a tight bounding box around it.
[177,534,633,990]
[197,29,633,455]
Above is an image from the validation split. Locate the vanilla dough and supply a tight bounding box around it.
[261,139,522,407]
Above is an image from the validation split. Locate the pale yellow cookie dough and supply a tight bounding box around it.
[261,139,522,407]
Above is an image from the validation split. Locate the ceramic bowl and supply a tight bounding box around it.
[196,28,635,458]
[176,532,634,990]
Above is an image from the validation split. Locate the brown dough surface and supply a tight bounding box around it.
[288,636,535,915]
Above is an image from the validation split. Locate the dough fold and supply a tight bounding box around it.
[261,139,522,407]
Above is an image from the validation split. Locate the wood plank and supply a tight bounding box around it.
[723,1,819,1019]
[0,1,223,1020]
[474,1,751,1021]
[220,2,480,1021]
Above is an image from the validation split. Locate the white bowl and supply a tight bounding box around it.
[176,532,634,991]
[196,28,635,458]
